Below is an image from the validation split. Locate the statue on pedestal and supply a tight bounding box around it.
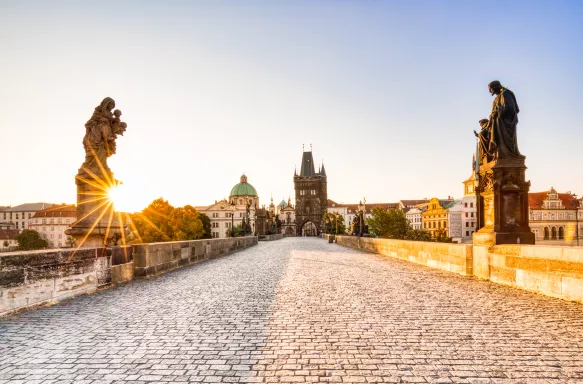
[67,97,128,248]
[473,81,534,246]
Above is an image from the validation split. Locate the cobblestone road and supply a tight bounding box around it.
[1,238,583,383]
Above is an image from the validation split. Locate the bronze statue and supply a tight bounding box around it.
[476,81,522,163]
[82,97,127,177]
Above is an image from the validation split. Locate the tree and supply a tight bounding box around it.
[16,229,48,250]
[170,205,204,241]
[366,207,410,239]
[128,198,205,243]
[199,213,212,239]
[322,212,346,235]
[3,240,9,249]
[434,228,454,243]
[405,228,433,242]
[65,236,76,248]
[227,224,243,238]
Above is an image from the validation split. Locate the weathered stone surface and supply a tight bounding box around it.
[1,238,582,383]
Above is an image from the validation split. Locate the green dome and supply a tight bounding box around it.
[230,174,258,196]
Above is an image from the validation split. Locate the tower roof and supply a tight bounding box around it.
[299,151,316,177]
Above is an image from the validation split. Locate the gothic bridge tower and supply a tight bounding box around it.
[294,147,327,236]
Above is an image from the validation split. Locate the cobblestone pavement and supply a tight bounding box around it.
[1,238,583,383]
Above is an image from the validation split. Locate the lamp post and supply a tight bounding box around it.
[358,200,364,237]
[230,201,236,237]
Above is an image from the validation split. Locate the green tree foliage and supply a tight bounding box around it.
[199,213,212,239]
[16,229,48,250]
[323,212,346,235]
[366,207,410,239]
[170,205,204,241]
[227,224,243,238]
[129,198,205,243]
[404,228,433,241]
[434,227,454,243]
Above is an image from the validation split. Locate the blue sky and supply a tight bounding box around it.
[1,1,582,211]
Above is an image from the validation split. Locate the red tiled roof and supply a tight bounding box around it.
[528,192,579,210]
[32,204,76,218]
[0,229,19,240]
[327,199,398,213]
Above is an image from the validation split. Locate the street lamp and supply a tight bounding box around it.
[358,200,364,237]
[230,201,236,237]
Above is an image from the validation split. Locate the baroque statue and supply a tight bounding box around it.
[474,81,522,164]
[81,97,127,178]
[67,97,128,248]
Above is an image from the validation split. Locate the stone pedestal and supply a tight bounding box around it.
[473,157,535,246]
[66,171,126,248]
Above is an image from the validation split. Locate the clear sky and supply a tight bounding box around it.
[1,1,582,212]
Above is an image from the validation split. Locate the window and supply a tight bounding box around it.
[471,222,475,227]
[465,212,468,217]
[464,203,468,208]
[212,222,219,228]
[470,202,474,208]
[50,234,54,239]
[58,242,62,247]
[58,234,62,239]
[466,231,469,236]
[466,222,469,227]
[471,212,474,217]
[42,234,47,239]
[239,213,243,217]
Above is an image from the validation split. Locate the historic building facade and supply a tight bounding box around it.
[197,174,259,238]
[0,203,54,232]
[294,149,327,236]
[276,198,296,236]
[29,204,76,248]
[528,187,582,245]
[422,198,455,238]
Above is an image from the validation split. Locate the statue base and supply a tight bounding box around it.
[473,157,535,247]
[65,171,127,248]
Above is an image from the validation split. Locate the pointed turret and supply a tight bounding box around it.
[320,161,327,177]
[299,150,316,177]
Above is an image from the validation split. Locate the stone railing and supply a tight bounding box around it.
[326,235,583,303]
[1,237,257,317]
[258,234,284,241]
[325,235,472,276]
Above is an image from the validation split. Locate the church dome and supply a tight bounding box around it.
[230,174,258,196]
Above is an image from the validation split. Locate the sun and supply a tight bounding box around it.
[107,184,135,213]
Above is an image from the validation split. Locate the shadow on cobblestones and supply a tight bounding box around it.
[0,240,294,383]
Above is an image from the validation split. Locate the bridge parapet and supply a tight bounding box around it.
[0,237,257,317]
[327,235,583,303]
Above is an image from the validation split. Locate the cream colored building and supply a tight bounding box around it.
[1,203,54,232]
[529,187,582,245]
[29,204,76,248]
[197,174,259,238]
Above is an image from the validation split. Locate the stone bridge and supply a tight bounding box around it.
[1,238,582,383]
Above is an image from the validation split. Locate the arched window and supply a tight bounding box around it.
[443,221,447,228]
[558,226,564,240]
[551,227,557,240]
[544,227,549,240]
[438,221,441,228]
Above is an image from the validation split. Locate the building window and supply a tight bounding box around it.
[471,212,474,217]
[466,222,469,227]
[465,212,468,217]
[466,231,469,236]
[464,203,468,208]
[470,202,474,208]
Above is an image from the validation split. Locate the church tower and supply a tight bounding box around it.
[294,147,327,236]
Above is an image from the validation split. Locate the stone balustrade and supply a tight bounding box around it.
[0,236,257,317]
[258,234,284,241]
[326,234,583,303]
